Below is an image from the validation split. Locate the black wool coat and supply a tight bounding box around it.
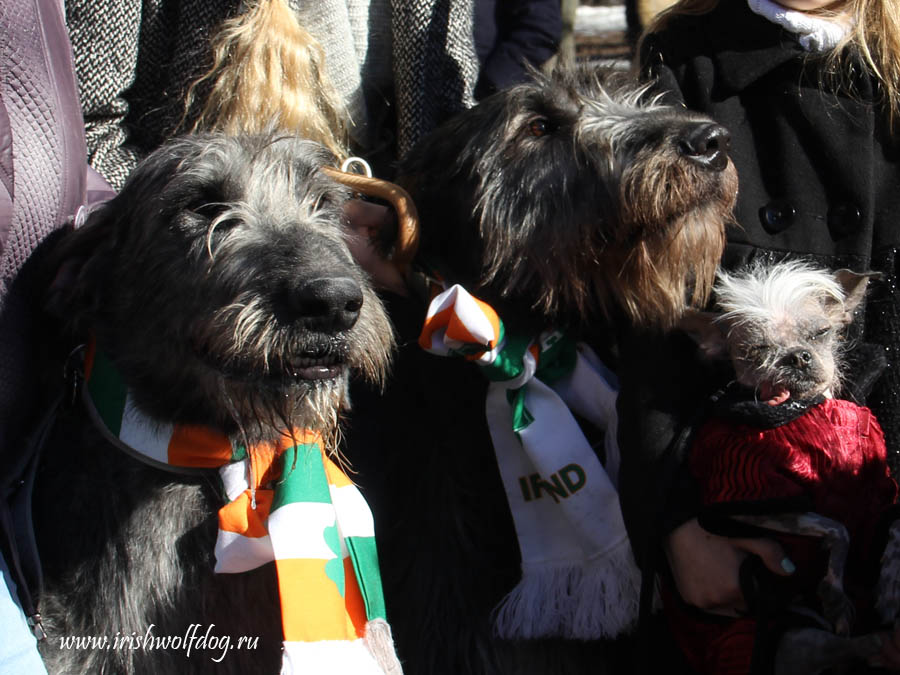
[472,0,563,100]
[617,0,900,568]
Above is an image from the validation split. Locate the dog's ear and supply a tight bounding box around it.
[678,309,728,359]
[831,269,882,325]
[44,203,120,331]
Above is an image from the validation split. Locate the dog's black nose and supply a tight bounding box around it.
[679,123,731,171]
[288,276,364,332]
[784,349,813,369]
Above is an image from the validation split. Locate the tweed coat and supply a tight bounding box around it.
[64,0,479,189]
[618,0,900,568]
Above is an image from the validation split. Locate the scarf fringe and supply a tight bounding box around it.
[493,537,640,640]
[364,619,403,674]
[572,539,642,638]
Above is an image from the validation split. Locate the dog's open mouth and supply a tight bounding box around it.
[287,353,346,380]
[759,382,792,406]
[196,341,349,385]
[758,376,827,406]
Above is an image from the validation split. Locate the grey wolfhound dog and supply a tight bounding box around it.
[30,134,394,674]
[342,66,739,675]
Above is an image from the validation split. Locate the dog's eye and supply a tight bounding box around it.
[528,118,552,138]
[190,202,229,221]
[810,327,832,341]
[744,344,768,358]
[314,194,334,213]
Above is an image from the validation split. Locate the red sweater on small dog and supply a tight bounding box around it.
[669,398,898,675]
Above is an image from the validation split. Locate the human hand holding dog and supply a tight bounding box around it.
[665,518,794,616]
[868,622,900,670]
[343,198,409,297]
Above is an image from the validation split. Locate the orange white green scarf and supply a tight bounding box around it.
[81,343,402,674]
[419,284,640,639]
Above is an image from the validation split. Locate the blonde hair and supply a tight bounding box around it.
[184,0,349,158]
[642,0,900,130]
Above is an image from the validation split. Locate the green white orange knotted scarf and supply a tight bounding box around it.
[419,284,640,639]
[81,343,402,675]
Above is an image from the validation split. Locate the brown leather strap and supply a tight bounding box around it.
[322,167,420,269]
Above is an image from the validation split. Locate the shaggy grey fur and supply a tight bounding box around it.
[33,133,393,674]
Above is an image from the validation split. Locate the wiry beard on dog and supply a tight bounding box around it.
[53,133,394,450]
[398,65,737,333]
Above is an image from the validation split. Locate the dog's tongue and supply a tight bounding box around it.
[759,383,791,406]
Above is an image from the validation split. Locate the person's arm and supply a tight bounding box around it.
[616,328,708,570]
[474,0,562,99]
[66,0,145,190]
[616,328,792,614]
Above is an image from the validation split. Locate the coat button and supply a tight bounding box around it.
[827,202,862,238]
[759,200,795,233]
